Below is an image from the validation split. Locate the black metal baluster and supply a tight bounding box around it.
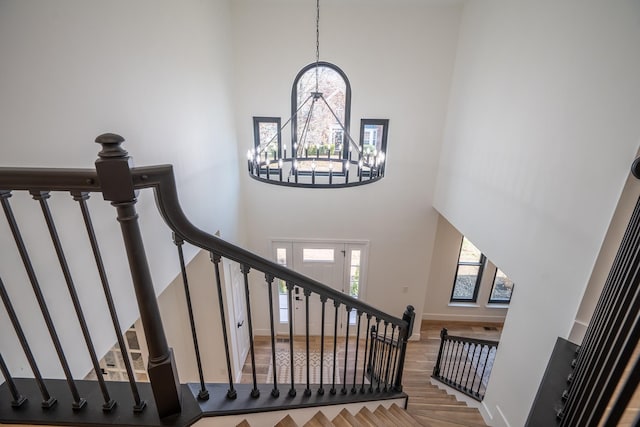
[73,192,145,411]
[0,352,26,407]
[464,343,478,391]
[369,321,379,392]
[0,191,85,410]
[342,306,351,394]
[0,276,52,407]
[603,349,640,427]
[562,193,640,424]
[389,332,400,388]
[286,282,296,397]
[318,295,327,396]
[383,324,396,391]
[477,345,490,398]
[567,231,640,426]
[360,314,371,393]
[210,253,236,399]
[448,340,461,383]
[32,191,114,411]
[376,322,388,392]
[240,264,260,398]
[456,342,469,386]
[470,344,482,397]
[173,234,208,400]
[443,339,454,382]
[330,300,340,395]
[265,274,279,398]
[304,289,312,397]
[352,310,362,393]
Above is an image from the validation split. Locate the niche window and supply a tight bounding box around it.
[451,237,486,302]
[488,268,514,304]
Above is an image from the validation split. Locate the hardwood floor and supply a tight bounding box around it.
[241,320,502,426]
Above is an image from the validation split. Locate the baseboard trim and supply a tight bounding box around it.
[421,312,506,323]
[495,404,511,427]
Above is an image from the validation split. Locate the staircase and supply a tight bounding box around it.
[406,383,487,426]
[236,384,486,426]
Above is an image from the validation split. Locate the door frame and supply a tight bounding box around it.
[270,238,369,336]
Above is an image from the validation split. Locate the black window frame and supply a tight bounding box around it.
[359,118,389,177]
[488,268,514,304]
[450,237,486,303]
[252,116,282,168]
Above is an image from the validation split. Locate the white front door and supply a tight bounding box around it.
[271,240,368,337]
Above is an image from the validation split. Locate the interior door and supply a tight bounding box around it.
[223,259,250,381]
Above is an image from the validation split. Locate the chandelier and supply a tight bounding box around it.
[246,0,388,188]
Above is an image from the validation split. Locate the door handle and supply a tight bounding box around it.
[237,320,244,328]
[295,296,302,301]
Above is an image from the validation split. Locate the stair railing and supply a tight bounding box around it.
[431,328,499,401]
[0,133,414,426]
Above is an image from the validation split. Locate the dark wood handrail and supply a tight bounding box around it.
[443,334,499,348]
[0,164,406,328]
[130,164,406,327]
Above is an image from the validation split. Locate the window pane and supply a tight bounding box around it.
[275,247,288,322]
[490,269,514,302]
[452,265,480,300]
[362,124,384,155]
[459,237,482,263]
[303,248,335,262]
[349,249,361,298]
[259,122,278,158]
[295,66,346,164]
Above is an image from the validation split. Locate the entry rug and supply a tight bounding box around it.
[267,352,339,385]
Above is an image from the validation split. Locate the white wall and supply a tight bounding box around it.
[230,0,463,330]
[434,1,640,426]
[0,0,241,380]
[423,214,508,323]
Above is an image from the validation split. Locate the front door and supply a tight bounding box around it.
[272,240,368,337]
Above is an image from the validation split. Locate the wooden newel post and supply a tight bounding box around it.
[95,133,182,418]
[393,305,415,392]
[432,328,448,377]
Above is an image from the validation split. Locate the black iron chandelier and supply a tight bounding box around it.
[246,0,388,188]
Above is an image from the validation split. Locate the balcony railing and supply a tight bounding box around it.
[0,133,414,427]
[431,328,498,401]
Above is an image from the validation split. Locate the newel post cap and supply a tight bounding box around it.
[95,133,128,159]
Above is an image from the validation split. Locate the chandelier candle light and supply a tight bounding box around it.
[246,0,388,188]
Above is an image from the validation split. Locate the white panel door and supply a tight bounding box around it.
[291,242,345,336]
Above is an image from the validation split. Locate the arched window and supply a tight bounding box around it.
[291,62,351,166]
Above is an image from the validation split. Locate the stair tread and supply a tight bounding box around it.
[275,414,299,427]
[389,403,423,427]
[410,408,487,426]
[333,408,364,427]
[303,411,334,427]
[355,407,382,427]
[373,405,401,426]
[413,414,481,427]
[332,413,353,427]
[409,402,478,411]
[236,420,251,427]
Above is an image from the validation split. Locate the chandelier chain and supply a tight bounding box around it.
[315,0,320,93]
